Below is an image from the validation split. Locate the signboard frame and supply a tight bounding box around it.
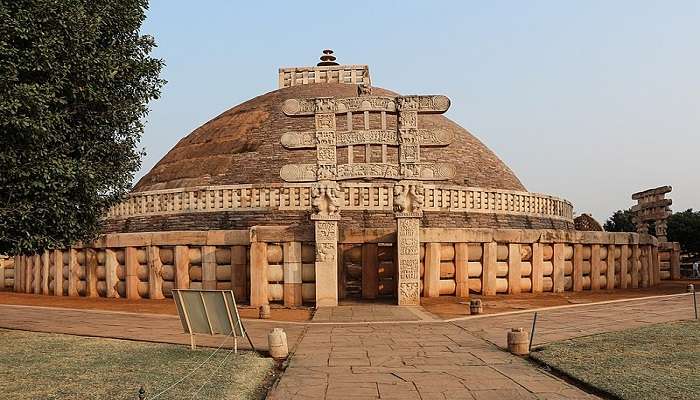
[172,289,255,352]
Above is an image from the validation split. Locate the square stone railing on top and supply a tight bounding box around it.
[105,183,574,222]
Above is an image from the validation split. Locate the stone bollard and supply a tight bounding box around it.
[259,304,271,319]
[470,299,483,315]
[688,284,695,293]
[268,328,289,359]
[507,328,529,356]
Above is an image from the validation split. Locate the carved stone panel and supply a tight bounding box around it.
[314,220,338,306]
[279,162,456,182]
[397,217,421,305]
[281,129,454,149]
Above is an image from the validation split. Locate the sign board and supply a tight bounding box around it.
[173,289,254,352]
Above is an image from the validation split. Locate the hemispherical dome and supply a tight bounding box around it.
[133,83,525,192]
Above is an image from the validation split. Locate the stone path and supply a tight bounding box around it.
[0,293,694,399]
[313,304,438,322]
[0,304,305,352]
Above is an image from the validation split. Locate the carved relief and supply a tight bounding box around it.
[311,181,342,219]
[280,163,456,182]
[398,111,418,129]
[281,129,454,149]
[314,98,336,113]
[316,145,337,163]
[315,114,336,131]
[399,282,420,305]
[394,181,425,216]
[280,164,317,182]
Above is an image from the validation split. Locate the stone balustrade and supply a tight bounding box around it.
[105,183,573,222]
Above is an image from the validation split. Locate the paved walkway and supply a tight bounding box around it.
[0,293,695,399]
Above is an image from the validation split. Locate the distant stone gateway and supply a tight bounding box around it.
[2,51,677,306]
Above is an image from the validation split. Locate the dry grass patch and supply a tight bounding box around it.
[0,328,275,400]
[531,320,700,400]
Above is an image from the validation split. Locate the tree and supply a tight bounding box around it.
[603,209,635,232]
[0,0,165,255]
[667,209,700,255]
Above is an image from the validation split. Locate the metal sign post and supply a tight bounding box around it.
[173,289,255,352]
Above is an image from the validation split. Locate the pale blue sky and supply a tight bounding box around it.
[140,0,699,222]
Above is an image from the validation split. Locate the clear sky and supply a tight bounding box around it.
[139,0,699,222]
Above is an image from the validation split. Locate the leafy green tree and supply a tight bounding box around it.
[667,209,700,255]
[603,209,636,232]
[0,0,165,255]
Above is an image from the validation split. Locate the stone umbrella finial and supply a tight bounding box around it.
[317,49,339,66]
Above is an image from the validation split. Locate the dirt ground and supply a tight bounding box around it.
[2,280,698,322]
[0,290,314,321]
[421,281,700,319]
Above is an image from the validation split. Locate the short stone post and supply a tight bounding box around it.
[268,328,289,359]
[507,328,529,355]
[470,299,483,314]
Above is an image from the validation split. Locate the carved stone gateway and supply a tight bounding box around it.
[311,181,342,306]
[395,181,424,305]
[632,186,672,242]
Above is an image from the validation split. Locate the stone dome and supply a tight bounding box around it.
[134,83,525,192]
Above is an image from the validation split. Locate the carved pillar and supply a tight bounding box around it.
[53,250,63,296]
[283,241,303,306]
[147,246,164,300]
[394,181,423,306]
[105,249,119,298]
[310,181,342,307]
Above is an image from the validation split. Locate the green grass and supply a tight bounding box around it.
[0,329,275,400]
[531,320,700,400]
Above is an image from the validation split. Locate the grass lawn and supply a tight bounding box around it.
[0,328,275,400]
[530,320,700,400]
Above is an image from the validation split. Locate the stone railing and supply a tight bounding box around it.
[0,255,15,290]
[106,183,573,222]
[418,229,660,297]
[8,227,316,307]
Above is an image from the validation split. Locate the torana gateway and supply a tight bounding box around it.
[4,52,677,307]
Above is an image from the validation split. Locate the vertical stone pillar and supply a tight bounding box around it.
[85,249,98,298]
[424,242,441,298]
[590,245,601,291]
[33,254,41,294]
[507,243,521,294]
[250,241,268,307]
[13,255,21,292]
[606,244,616,290]
[553,243,565,293]
[631,245,640,288]
[41,250,50,295]
[314,220,339,307]
[482,242,498,295]
[671,243,681,280]
[174,245,190,290]
[201,246,217,290]
[26,254,35,293]
[125,247,140,299]
[640,247,649,288]
[396,217,421,305]
[0,258,4,290]
[455,243,470,297]
[283,241,303,306]
[105,249,119,298]
[361,243,378,300]
[231,245,247,301]
[572,244,583,292]
[147,246,165,299]
[53,250,63,296]
[620,245,629,289]
[651,246,660,286]
[67,249,79,297]
[531,243,544,294]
